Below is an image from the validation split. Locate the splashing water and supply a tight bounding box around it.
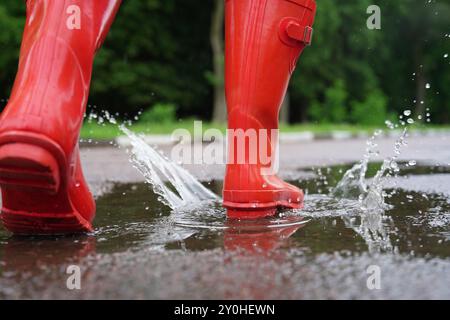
[85,109,218,210]
[331,125,410,253]
[332,130,382,200]
[333,127,408,210]
[119,125,218,210]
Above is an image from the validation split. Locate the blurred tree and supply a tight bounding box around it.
[290,0,382,124]
[0,0,448,125]
[351,89,388,126]
[398,0,449,119]
[369,0,450,123]
[90,0,213,119]
[209,0,226,123]
[0,2,24,104]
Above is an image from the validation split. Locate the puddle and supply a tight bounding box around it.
[83,162,448,256]
[0,162,449,299]
[2,163,448,255]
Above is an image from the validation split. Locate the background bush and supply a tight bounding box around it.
[0,0,448,126]
[139,103,177,124]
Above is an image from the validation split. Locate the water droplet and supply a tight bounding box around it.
[385,120,395,129]
[408,160,417,166]
[425,83,431,89]
[403,110,412,116]
[390,162,399,171]
[444,53,449,58]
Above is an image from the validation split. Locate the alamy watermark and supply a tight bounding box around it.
[66,265,81,290]
[170,121,280,175]
[367,5,381,30]
[366,265,381,290]
[66,5,81,30]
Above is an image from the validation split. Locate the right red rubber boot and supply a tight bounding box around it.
[0,0,121,234]
[223,0,316,219]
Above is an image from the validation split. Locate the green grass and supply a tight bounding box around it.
[80,120,227,140]
[80,119,450,140]
[279,123,380,133]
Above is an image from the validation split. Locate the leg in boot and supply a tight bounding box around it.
[0,0,121,234]
[223,0,316,219]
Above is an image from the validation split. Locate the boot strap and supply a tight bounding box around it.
[279,18,314,46]
[286,22,313,46]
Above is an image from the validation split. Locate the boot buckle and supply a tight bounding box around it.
[286,22,313,46]
[279,18,314,47]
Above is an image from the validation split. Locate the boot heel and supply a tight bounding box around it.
[0,133,93,234]
[0,143,60,194]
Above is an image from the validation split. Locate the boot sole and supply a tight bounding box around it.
[0,131,92,234]
[223,190,304,219]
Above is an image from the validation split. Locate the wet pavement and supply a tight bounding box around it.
[0,134,449,299]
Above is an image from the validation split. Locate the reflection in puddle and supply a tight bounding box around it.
[171,202,308,231]
[0,235,96,286]
[223,220,305,254]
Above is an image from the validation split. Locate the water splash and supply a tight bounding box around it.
[84,109,218,209]
[361,128,408,213]
[332,130,382,200]
[333,127,408,211]
[119,125,218,210]
[331,125,410,253]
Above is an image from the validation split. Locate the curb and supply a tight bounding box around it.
[112,129,450,148]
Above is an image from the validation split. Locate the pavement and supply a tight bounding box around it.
[82,132,450,191]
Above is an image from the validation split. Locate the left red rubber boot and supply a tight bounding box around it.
[223,0,316,219]
[0,0,121,234]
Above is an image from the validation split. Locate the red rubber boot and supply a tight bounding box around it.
[0,0,121,234]
[223,0,316,219]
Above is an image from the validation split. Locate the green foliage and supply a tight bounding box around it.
[0,2,24,98]
[0,0,449,124]
[308,79,347,123]
[139,103,176,124]
[89,0,214,118]
[291,0,450,124]
[351,90,388,126]
[325,79,348,123]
